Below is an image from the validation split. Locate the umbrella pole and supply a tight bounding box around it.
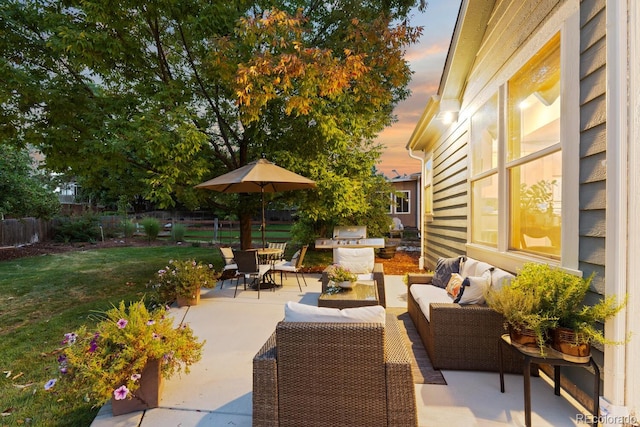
[261,187,266,249]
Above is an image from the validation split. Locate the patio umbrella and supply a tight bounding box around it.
[195,158,316,248]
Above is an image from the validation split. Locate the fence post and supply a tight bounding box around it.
[213,218,218,243]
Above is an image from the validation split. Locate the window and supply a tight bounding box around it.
[470,94,498,246]
[424,155,434,216]
[507,34,561,258]
[395,191,410,214]
[469,33,562,260]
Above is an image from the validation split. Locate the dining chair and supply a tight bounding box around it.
[218,247,238,288]
[271,245,308,291]
[232,249,271,299]
[267,242,287,261]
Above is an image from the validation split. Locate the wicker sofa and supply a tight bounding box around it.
[321,247,386,307]
[407,258,527,374]
[253,312,416,427]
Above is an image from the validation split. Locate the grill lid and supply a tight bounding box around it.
[332,226,367,239]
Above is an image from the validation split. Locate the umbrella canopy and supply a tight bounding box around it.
[195,158,316,248]
[195,158,316,193]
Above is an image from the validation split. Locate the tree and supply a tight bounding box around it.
[0,145,60,220]
[0,0,423,248]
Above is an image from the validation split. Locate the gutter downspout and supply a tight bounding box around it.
[408,147,425,270]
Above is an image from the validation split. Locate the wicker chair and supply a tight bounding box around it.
[253,313,417,427]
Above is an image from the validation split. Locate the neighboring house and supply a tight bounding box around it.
[406,0,639,421]
[387,172,421,230]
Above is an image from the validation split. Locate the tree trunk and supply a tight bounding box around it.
[239,212,253,250]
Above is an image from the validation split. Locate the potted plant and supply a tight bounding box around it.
[485,283,556,354]
[59,300,204,415]
[325,264,358,289]
[550,272,627,356]
[149,259,219,306]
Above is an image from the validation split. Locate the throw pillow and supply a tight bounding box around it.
[445,273,464,299]
[455,270,492,305]
[283,301,386,324]
[432,256,465,289]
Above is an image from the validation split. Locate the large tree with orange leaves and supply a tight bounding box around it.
[1,1,423,248]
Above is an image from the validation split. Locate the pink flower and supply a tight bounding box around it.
[146,319,155,326]
[131,373,141,381]
[113,385,129,400]
[116,319,128,329]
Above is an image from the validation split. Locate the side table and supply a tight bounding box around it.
[498,334,600,427]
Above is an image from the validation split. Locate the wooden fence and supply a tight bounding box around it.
[0,216,292,247]
[0,218,59,247]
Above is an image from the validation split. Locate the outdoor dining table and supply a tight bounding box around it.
[254,247,283,289]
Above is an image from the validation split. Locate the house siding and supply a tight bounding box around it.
[420,0,608,409]
[425,127,469,268]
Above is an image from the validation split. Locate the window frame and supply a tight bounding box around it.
[394,190,411,214]
[466,9,580,273]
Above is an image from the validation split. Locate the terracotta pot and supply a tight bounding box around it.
[111,358,164,416]
[551,327,591,357]
[508,325,539,348]
[177,287,201,307]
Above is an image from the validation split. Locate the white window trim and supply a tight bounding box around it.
[394,190,411,214]
[467,2,580,273]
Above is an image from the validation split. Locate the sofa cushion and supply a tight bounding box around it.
[461,257,494,278]
[432,256,464,289]
[284,301,385,324]
[491,268,515,291]
[334,247,375,274]
[455,270,492,305]
[445,273,464,299]
[410,284,453,321]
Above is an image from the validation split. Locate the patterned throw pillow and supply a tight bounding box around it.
[445,273,464,299]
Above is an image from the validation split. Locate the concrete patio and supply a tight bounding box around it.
[91,274,592,427]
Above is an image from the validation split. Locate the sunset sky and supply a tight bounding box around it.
[375,1,461,178]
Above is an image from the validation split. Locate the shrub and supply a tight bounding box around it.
[53,214,101,243]
[122,220,136,238]
[140,217,161,242]
[171,223,187,242]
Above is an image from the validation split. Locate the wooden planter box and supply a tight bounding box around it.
[111,359,164,416]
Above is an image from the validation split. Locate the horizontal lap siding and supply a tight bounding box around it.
[578,0,606,289]
[424,128,468,269]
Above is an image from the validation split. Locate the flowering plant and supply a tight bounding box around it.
[149,259,219,303]
[57,300,204,405]
[325,264,357,283]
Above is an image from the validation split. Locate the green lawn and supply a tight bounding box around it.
[0,245,220,426]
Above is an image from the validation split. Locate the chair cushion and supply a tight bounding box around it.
[284,301,385,324]
[334,247,375,274]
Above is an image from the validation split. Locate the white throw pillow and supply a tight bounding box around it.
[456,270,492,305]
[491,268,515,291]
[284,301,386,324]
[461,257,493,278]
[333,247,375,274]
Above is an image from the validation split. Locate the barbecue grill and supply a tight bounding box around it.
[314,226,385,249]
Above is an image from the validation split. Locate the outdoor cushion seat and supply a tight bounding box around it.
[252,308,417,426]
